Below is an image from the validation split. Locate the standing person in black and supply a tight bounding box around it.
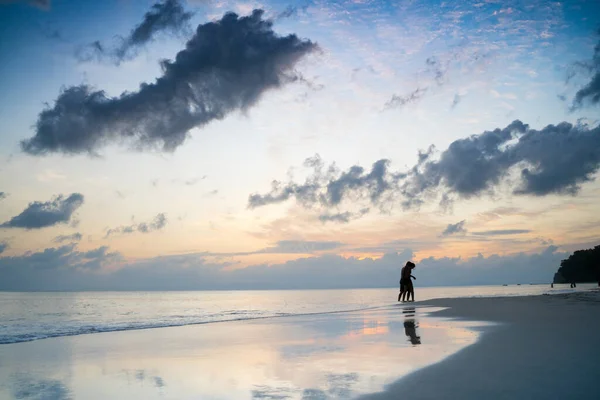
[405,262,416,302]
[398,261,416,302]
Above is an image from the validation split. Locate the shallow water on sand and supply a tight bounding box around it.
[0,304,489,400]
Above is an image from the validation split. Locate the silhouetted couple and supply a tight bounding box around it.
[398,261,416,302]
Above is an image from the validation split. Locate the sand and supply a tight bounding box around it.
[360,290,600,400]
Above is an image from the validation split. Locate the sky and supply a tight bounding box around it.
[0,0,599,290]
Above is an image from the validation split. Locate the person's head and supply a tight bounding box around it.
[405,261,415,269]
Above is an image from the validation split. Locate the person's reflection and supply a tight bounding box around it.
[404,320,421,345]
[402,306,416,317]
[403,307,421,345]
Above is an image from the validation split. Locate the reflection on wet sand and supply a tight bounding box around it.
[404,320,421,346]
[0,306,481,399]
[402,307,421,345]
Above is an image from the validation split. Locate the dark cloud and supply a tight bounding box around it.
[22,9,318,156]
[251,120,600,218]
[53,232,83,243]
[248,155,401,212]
[0,193,84,229]
[0,244,122,290]
[0,245,568,290]
[384,87,427,110]
[318,208,370,224]
[402,120,600,202]
[472,229,532,236]
[441,220,467,236]
[105,213,167,237]
[77,0,193,63]
[0,191,7,199]
[0,241,8,254]
[318,212,352,223]
[572,30,600,109]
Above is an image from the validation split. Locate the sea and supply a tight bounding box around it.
[0,284,594,345]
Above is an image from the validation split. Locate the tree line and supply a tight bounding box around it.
[553,245,600,284]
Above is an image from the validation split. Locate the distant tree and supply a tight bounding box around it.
[553,245,600,285]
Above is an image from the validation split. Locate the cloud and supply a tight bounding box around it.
[53,232,83,243]
[472,229,532,236]
[384,87,427,110]
[318,208,370,224]
[206,240,345,257]
[441,220,467,236]
[248,155,401,213]
[0,244,122,290]
[0,241,8,254]
[318,212,352,223]
[258,240,344,254]
[105,213,167,237]
[0,245,569,290]
[0,193,84,229]
[77,0,193,63]
[0,191,7,199]
[401,120,600,203]
[250,119,600,218]
[572,30,600,109]
[22,9,318,156]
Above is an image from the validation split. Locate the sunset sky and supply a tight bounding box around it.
[0,0,599,290]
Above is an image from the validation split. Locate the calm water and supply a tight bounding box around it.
[0,284,593,345]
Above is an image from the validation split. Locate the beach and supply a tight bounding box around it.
[362,290,600,399]
[0,288,599,399]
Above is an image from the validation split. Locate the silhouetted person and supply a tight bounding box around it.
[406,262,417,302]
[551,283,554,288]
[404,319,421,345]
[399,261,416,302]
[398,273,405,302]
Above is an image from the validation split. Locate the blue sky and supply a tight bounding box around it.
[0,0,599,290]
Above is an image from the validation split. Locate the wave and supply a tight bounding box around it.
[0,303,395,345]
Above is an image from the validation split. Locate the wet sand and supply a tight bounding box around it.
[0,303,480,399]
[360,291,600,400]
